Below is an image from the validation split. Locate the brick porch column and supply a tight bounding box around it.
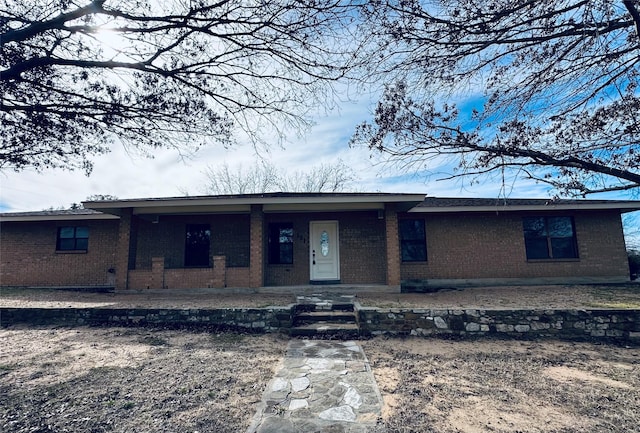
[151,257,165,289]
[213,255,227,288]
[385,205,401,286]
[115,208,132,291]
[249,204,264,288]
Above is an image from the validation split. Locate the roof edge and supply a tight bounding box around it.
[0,213,119,222]
[84,192,426,208]
[409,201,640,213]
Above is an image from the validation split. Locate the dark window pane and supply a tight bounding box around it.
[268,223,293,264]
[525,238,550,259]
[523,216,577,259]
[399,219,425,240]
[59,227,75,238]
[75,227,89,238]
[402,241,427,262]
[75,238,89,250]
[547,217,573,237]
[280,227,293,244]
[280,243,293,264]
[399,219,427,262]
[57,226,89,250]
[185,224,211,267]
[551,238,578,258]
[523,217,547,238]
[58,238,76,250]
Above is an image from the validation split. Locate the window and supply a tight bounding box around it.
[268,223,293,264]
[185,224,211,267]
[523,216,578,260]
[57,226,89,251]
[399,219,427,262]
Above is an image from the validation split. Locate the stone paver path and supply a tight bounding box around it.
[247,339,384,433]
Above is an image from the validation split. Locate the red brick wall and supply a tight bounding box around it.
[400,210,629,280]
[340,211,387,284]
[4,208,626,290]
[116,209,132,289]
[263,213,311,286]
[249,205,264,288]
[126,256,242,289]
[1,220,119,287]
[133,214,250,269]
[226,267,251,287]
[385,207,400,285]
[263,211,387,286]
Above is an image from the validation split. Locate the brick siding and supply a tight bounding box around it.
[133,214,250,269]
[1,207,629,290]
[249,205,264,288]
[263,211,387,286]
[385,206,400,285]
[400,210,629,281]
[0,220,119,287]
[115,209,132,289]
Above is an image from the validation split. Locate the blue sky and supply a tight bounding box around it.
[0,93,552,209]
[1,88,638,247]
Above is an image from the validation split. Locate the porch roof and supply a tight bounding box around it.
[83,192,427,216]
[3,194,639,222]
[409,197,640,213]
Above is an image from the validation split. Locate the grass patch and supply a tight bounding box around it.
[121,401,135,410]
[588,286,640,309]
[586,301,640,309]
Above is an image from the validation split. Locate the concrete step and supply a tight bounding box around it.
[295,302,355,313]
[294,311,357,325]
[290,322,360,338]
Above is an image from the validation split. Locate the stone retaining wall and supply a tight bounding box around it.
[2,306,639,343]
[0,307,293,333]
[357,306,640,342]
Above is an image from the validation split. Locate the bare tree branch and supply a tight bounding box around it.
[354,0,640,196]
[201,159,358,194]
[1,0,364,174]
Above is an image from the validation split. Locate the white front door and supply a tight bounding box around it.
[310,221,340,282]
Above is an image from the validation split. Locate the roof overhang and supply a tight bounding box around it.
[84,193,427,216]
[0,213,119,222]
[409,201,640,214]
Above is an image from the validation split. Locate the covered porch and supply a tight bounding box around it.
[84,193,425,291]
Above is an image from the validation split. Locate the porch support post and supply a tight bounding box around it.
[249,204,264,288]
[213,255,227,288]
[385,205,401,286]
[151,257,165,289]
[115,208,132,291]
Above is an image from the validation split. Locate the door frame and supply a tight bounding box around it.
[309,220,340,283]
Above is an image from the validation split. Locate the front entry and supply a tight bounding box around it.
[309,221,340,283]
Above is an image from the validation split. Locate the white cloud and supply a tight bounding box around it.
[0,90,635,244]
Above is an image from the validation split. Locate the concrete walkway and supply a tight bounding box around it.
[247,339,385,433]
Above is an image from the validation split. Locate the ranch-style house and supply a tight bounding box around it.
[1,193,638,291]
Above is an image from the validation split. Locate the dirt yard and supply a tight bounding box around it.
[1,283,640,310]
[361,337,640,433]
[356,284,640,310]
[0,327,288,433]
[1,285,639,432]
[1,326,639,433]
